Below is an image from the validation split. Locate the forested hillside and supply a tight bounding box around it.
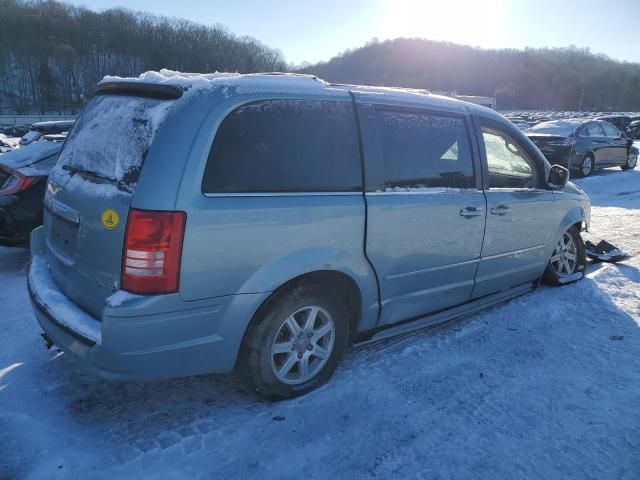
[0,0,286,114]
[300,38,640,111]
[2,1,639,114]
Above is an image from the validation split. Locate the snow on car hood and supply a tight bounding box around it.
[0,140,62,170]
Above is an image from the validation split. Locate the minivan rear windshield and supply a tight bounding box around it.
[56,94,174,190]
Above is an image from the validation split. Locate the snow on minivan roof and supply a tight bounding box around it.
[99,69,461,105]
[100,69,342,97]
[98,69,490,116]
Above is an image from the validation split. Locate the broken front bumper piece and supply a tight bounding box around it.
[585,240,631,263]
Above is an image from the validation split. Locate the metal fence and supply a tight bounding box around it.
[0,114,77,127]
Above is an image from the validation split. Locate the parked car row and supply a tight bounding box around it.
[2,124,30,138]
[505,111,640,139]
[0,120,75,154]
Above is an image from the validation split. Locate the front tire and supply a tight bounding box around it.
[576,153,594,177]
[542,226,586,286]
[621,149,638,170]
[242,283,349,400]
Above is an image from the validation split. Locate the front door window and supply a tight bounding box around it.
[482,126,539,189]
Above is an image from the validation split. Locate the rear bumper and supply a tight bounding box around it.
[28,229,269,380]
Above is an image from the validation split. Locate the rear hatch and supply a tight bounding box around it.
[43,83,181,318]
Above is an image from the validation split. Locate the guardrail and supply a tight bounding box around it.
[0,115,77,126]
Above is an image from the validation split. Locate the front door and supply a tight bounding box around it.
[360,104,486,326]
[601,122,628,165]
[579,122,608,166]
[473,120,560,298]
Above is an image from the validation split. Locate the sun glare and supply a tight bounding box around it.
[377,0,506,47]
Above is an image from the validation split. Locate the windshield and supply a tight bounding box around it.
[527,121,580,137]
[56,94,174,189]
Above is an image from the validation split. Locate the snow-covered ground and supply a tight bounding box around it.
[2,167,640,479]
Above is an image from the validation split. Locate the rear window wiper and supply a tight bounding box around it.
[62,164,118,183]
[62,164,136,193]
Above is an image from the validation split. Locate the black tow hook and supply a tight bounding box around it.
[41,333,54,350]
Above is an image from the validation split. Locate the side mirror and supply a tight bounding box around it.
[547,164,570,190]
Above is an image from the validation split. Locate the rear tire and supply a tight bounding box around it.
[621,150,638,170]
[542,226,586,286]
[242,283,349,400]
[576,153,594,178]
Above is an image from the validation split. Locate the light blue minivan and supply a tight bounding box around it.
[28,72,591,399]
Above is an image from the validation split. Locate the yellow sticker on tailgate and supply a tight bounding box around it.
[101,209,120,229]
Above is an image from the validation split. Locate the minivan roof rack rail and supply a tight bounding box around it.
[95,81,184,100]
[329,82,430,94]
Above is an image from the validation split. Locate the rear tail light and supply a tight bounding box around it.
[0,166,41,195]
[548,138,575,147]
[121,209,186,294]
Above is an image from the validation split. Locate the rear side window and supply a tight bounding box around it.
[202,100,361,193]
[601,122,621,138]
[375,111,475,189]
[582,123,605,137]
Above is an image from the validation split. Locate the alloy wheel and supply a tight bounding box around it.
[550,232,578,278]
[582,156,593,176]
[270,305,336,385]
[628,152,638,168]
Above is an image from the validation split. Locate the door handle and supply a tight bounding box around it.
[460,206,483,218]
[490,205,510,216]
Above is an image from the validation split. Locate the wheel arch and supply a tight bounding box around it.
[237,245,379,327]
[547,207,588,259]
[583,150,596,165]
[252,269,363,337]
[235,268,366,371]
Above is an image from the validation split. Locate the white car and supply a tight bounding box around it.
[0,134,19,154]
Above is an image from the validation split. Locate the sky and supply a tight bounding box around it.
[67,0,640,65]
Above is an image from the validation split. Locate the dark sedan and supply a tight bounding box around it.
[526,119,638,177]
[0,137,63,244]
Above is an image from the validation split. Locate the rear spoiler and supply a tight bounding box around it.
[95,81,184,100]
